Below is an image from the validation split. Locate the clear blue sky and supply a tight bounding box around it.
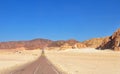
[0,0,120,42]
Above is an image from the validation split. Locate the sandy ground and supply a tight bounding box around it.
[0,48,120,74]
[45,48,120,74]
[0,49,41,74]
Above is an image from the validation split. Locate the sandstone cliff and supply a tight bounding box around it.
[83,38,105,48]
[99,28,120,51]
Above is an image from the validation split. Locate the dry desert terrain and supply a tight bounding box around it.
[0,49,41,74]
[0,48,120,74]
[45,48,120,74]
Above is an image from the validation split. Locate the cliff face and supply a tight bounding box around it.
[99,28,120,51]
[83,38,105,48]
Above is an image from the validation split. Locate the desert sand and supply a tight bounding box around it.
[45,48,120,74]
[0,48,120,74]
[0,49,41,74]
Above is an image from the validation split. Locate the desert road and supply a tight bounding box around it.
[11,53,62,74]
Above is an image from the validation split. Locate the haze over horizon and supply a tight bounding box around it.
[0,0,120,42]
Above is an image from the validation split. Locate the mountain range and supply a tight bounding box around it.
[0,28,120,51]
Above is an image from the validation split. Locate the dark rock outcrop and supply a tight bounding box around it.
[99,28,120,51]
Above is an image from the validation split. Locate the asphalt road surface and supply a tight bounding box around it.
[11,54,62,74]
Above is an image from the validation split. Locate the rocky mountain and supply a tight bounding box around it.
[48,39,79,47]
[0,39,52,50]
[0,39,80,50]
[48,39,81,50]
[0,28,120,51]
[79,28,120,51]
[83,37,106,48]
[98,28,120,51]
[48,40,66,47]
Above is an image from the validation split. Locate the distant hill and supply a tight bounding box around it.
[0,28,120,51]
[0,39,52,50]
[48,39,79,47]
[0,39,80,50]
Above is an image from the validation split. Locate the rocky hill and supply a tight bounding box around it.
[48,40,66,47]
[83,37,106,48]
[0,39,52,50]
[48,39,82,50]
[0,28,120,51]
[98,28,120,51]
[48,39,79,47]
[0,39,81,50]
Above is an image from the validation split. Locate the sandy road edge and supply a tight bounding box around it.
[45,55,67,74]
[8,56,41,74]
